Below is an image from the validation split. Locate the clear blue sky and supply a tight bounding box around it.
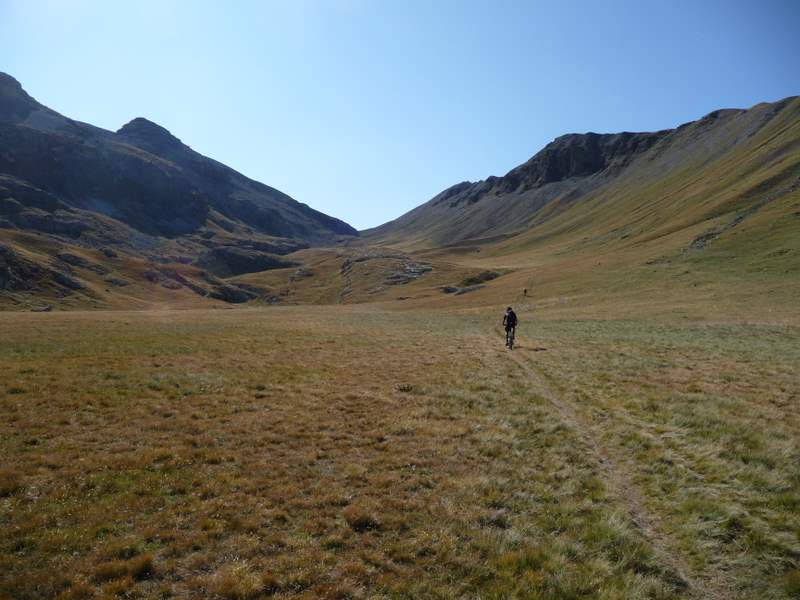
[2,0,798,230]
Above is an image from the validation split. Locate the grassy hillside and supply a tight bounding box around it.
[367,97,799,251]
[340,97,800,321]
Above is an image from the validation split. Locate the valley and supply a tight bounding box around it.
[1,72,799,599]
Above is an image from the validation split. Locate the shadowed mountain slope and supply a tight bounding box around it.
[0,72,356,307]
[0,72,355,242]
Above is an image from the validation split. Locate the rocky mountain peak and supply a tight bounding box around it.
[0,72,38,123]
[0,72,24,93]
[0,73,358,245]
[115,117,184,153]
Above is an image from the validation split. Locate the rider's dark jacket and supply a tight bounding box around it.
[503,310,517,330]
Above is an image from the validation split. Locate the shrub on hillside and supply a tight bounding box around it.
[0,468,22,497]
[460,270,501,287]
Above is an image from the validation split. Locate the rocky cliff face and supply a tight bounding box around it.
[430,130,669,210]
[501,131,669,189]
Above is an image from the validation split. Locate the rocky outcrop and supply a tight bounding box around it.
[57,253,108,274]
[498,131,667,191]
[0,243,40,291]
[340,251,432,285]
[195,246,297,278]
[338,250,433,302]
[430,131,668,209]
[0,243,90,297]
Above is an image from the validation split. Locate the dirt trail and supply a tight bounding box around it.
[481,332,729,600]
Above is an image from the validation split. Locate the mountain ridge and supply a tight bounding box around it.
[0,72,357,307]
[0,71,356,242]
[365,95,799,249]
[1,70,797,310]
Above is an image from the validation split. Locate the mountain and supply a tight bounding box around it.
[2,70,797,312]
[366,97,800,251]
[0,72,355,242]
[224,92,798,314]
[0,72,356,307]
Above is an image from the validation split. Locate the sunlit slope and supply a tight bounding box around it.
[367,97,799,258]
[493,97,800,260]
[356,97,799,318]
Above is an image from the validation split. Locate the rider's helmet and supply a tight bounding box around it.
[506,306,512,312]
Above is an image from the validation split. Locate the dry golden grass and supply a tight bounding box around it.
[1,304,798,599]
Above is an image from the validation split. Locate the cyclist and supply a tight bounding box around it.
[503,306,517,348]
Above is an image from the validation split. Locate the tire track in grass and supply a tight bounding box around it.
[482,331,729,600]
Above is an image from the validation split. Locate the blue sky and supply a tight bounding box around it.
[2,0,798,230]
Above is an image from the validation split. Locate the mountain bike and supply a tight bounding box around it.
[505,327,515,350]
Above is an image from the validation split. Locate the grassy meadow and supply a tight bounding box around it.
[1,304,798,599]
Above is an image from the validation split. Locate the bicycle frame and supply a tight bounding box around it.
[505,327,515,349]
